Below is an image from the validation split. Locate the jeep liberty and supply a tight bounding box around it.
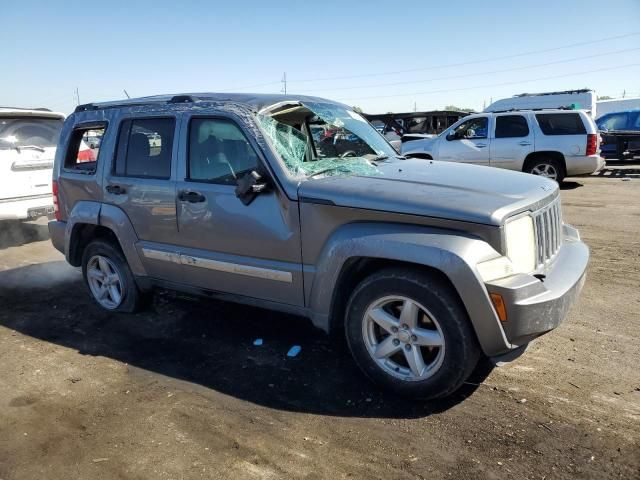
[49,93,589,398]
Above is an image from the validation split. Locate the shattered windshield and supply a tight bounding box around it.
[256,102,398,179]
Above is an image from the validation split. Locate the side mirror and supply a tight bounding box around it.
[235,170,269,205]
[446,131,457,141]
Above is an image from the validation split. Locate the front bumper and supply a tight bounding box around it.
[485,224,588,348]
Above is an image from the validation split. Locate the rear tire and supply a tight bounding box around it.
[81,239,143,313]
[524,157,565,183]
[344,268,480,399]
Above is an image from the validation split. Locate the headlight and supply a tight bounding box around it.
[505,215,536,274]
[477,215,536,282]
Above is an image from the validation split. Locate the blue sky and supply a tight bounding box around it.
[2,0,639,114]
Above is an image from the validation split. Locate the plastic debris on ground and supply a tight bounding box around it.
[253,338,263,346]
[287,345,302,357]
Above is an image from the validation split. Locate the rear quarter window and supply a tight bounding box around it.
[535,113,586,136]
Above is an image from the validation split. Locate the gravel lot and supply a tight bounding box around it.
[0,167,638,480]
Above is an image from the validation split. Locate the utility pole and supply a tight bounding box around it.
[622,89,626,98]
[414,101,417,112]
[75,87,80,105]
[281,72,287,94]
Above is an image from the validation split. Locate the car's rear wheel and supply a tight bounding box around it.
[82,239,143,313]
[525,157,565,183]
[345,268,480,399]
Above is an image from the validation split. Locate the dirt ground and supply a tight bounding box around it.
[0,166,638,480]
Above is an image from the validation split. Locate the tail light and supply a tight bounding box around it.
[586,134,598,156]
[77,148,96,162]
[52,180,61,221]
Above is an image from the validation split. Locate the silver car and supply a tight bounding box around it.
[49,93,589,398]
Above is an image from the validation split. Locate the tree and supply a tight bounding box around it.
[597,95,613,100]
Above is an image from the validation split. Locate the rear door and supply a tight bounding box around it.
[173,113,304,306]
[437,115,490,165]
[103,115,182,281]
[0,115,63,203]
[489,113,534,170]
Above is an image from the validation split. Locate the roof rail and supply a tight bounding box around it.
[0,106,52,112]
[168,95,196,103]
[488,106,576,113]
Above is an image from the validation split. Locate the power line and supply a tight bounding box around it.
[295,47,640,93]
[336,63,640,101]
[289,31,640,84]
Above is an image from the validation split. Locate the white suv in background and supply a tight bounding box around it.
[401,110,604,183]
[0,108,98,221]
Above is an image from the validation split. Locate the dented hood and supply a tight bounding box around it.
[297,158,557,226]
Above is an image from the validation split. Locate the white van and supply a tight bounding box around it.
[0,109,66,220]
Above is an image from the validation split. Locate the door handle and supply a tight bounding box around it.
[475,143,487,148]
[178,190,206,203]
[518,141,532,146]
[106,184,126,195]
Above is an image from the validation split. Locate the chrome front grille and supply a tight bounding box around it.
[532,196,563,268]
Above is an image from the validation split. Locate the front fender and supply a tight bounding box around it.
[306,223,512,356]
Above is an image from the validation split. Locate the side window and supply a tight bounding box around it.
[188,118,259,184]
[114,118,174,179]
[495,115,529,138]
[632,113,640,130]
[597,113,629,131]
[536,113,587,135]
[449,117,488,140]
[64,124,106,174]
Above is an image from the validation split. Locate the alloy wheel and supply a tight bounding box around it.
[86,255,124,309]
[530,163,558,180]
[362,295,445,382]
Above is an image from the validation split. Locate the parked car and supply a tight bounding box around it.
[596,109,640,160]
[402,110,604,183]
[49,93,589,398]
[0,108,64,220]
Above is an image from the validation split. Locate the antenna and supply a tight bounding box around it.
[123,89,130,99]
[281,72,287,94]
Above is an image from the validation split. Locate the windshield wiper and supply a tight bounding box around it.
[14,145,46,153]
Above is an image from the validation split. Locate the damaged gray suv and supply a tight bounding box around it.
[49,93,589,398]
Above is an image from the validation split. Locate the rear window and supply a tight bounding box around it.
[0,116,63,150]
[535,113,586,136]
[114,118,175,179]
[64,124,106,174]
[495,115,529,138]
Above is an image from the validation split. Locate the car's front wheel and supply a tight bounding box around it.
[81,239,143,313]
[345,268,480,398]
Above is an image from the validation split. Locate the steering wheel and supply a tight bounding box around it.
[340,150,357,158]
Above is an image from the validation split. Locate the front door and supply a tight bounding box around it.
[174,114,304,306]
[489,113,535,170]
[438,116,490,165]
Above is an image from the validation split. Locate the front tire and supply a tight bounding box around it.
[345,268,480,399]
[81,239,143,313]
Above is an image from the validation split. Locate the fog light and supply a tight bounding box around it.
[490,293,508,322]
